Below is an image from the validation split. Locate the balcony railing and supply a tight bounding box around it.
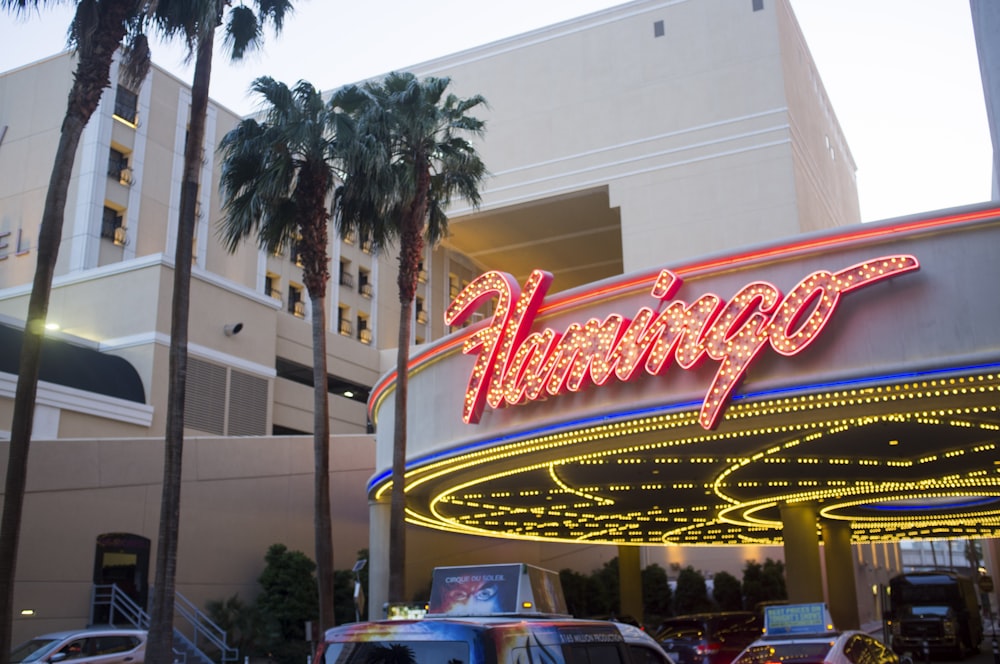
[340,272,355,288]
[339,320,353,336]
[292,301,305,318]
[359,282,373,298]
[359,328,372,345]
[416,310,428,325]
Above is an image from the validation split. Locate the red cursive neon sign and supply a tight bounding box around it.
[444,255,919,430]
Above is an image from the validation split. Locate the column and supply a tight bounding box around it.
[368,499,391,621]
[780,502,824,603]
[821,519,859,629]
[619,545,643,623]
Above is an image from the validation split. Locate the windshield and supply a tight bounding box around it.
[10,639,59,664]
[734,642,834,664]
[323,641,469,664]
[901,605,952,618]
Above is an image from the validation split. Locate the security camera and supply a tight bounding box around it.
[224,322,244,336]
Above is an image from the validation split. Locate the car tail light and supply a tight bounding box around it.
[697,642,722,655]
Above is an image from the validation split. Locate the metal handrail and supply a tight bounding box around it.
[91,584,236,664]
[173,592,239,663]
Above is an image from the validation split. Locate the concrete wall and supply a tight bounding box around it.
[0,433,373,645]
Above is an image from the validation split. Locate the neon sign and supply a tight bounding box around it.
[444,255,919,430]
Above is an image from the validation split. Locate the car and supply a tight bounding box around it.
[732,630,897,664]
[732,603,897,664]
[654,612,764,664]
[317,615,675,664]
[316,562,675,664]
[10,627,146,664]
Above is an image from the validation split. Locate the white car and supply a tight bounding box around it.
[10,628,146,664]
[732,630,898,664]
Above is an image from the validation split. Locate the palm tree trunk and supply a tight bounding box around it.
[147,21,214,664]
[309,291,335,631]
[388,171,429,603]
[388,296,412,603]
[0,4,133,659]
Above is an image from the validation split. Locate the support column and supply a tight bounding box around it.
[821,519,859,629]
[780,502,824,604]
[619,545,643,624]
[368,499,391,621]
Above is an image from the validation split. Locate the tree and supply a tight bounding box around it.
[741,558,787,610]
[641,563,673,625]
[256,544,318,664]
[673,566,712,615]
[204,594,263,661]
[144,4,292,662]
[0,2,150,661]
[218,76,339,630]
[711,570,742,611]
[335,72,488,602]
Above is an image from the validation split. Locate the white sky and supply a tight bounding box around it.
[0,0,992,223]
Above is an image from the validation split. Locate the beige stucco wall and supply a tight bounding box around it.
[0,433,373,645]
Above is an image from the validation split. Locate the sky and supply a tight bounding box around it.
[0,0,992,223]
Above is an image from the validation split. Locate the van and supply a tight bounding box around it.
[316,563,673,664]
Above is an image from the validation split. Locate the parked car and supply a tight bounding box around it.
[317,615,675,664]
[655,612,763,664]
[732,630,898,664]
[10,628,146,664]
[319,562,675,664]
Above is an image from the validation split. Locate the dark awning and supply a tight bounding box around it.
[0,321,146,404]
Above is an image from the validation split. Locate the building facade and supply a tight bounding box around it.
[1,0,950,642]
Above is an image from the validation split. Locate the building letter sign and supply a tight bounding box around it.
[445,255,919,430]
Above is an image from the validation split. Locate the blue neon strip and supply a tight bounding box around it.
[367,361,1000,493]
[862,497,1000,511]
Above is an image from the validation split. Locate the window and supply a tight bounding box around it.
[449,273,460,299]
[288,284,305,317]
[357,314,371,345]
[101,206,126,246]
[752,0,764,10]
[361,239,373,254]
[264,272,281,301]
[113,85,138,125]
[415,296,427,325]
[290,238,304,268]
[653,20,665,37]
[417,261,427,283]
[359,268,373,298]
[107,147,132,185]
[338,306,352,336]
[339,259,354,287]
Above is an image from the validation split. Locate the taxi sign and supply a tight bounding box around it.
[764,603,834,636]
[427,563,569,617]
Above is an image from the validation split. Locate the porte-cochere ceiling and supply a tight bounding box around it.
[395,371,1000,545]
[369,204,1000,548]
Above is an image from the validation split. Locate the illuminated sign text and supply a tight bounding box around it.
[444,255,919,429]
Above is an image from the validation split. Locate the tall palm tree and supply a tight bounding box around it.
[144,3,291,662]
[218,76,340,631]
[0,2,151,662]
[335,72,488,603]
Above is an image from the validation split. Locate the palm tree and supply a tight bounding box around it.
[0,2,151,662]
[144,3,291,662]
[218,76,340,631]
[335,72,488,603]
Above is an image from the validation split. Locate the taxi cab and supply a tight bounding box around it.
[731,604,897,664]
[316,563,673,664]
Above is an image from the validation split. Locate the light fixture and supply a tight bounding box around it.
[344,391,354,398]
[44,323,59,331]
[223,322,244,337]
[20,609,34,616]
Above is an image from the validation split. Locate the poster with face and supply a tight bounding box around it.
[428,564,521,615]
